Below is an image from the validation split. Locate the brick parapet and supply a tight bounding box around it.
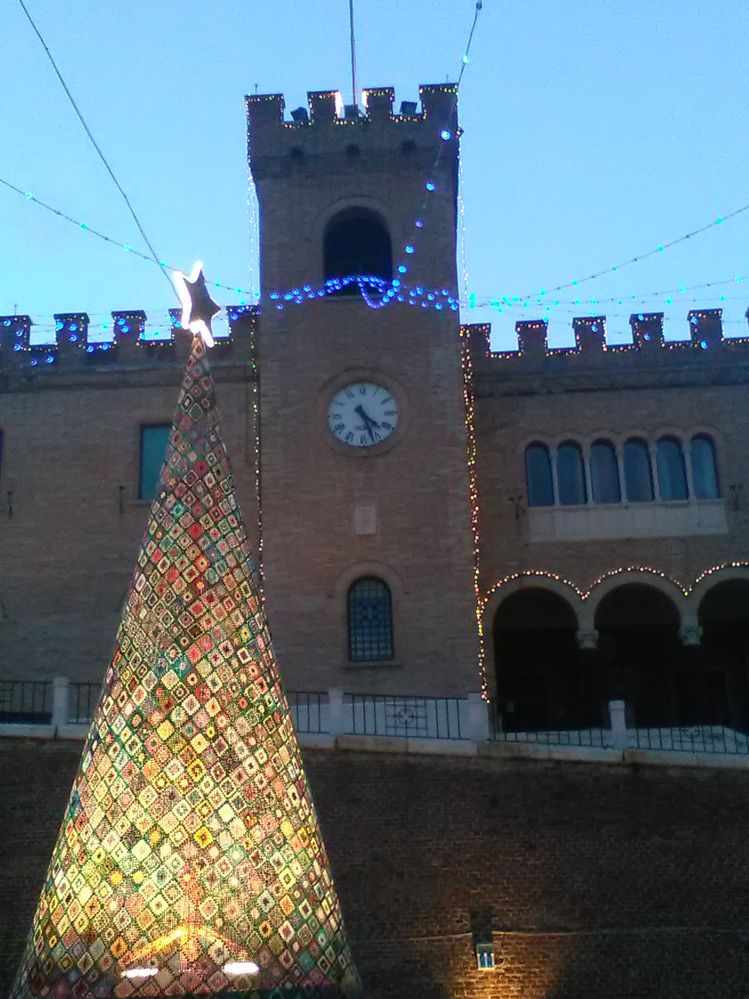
[0,306,258,382]
[246,84,459,181]
[463,309,749,393]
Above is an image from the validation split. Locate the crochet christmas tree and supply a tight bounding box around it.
[11,332,360,998]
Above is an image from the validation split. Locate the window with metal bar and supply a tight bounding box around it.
[348,577,394,661]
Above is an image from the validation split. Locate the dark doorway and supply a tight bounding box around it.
[493,589,598,731]
[595,584,681,727]
[697,579,749,731]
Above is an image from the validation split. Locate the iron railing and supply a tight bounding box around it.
[348,693,465,740]
[67,683,101,725]
[489,704,607,748]
[1,678,748,760]
[0,680,52,724]
[286,690,326,734]
[631,724,749,756]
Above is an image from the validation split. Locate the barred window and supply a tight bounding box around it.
[348,577,394,661]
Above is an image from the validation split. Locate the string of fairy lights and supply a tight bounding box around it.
[3,169,747,332]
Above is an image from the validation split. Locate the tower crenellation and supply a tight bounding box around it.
[465,307,749,370]
[0,306,257,374]
[246,83,458,136]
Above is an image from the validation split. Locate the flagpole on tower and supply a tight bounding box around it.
[348,0,359,108]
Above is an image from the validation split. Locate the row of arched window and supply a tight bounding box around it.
[525,434,720,508]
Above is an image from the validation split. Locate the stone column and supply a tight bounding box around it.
[466,692,491,742]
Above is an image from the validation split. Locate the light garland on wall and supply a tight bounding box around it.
[460,324,490,699]
[480,562,749,615]
[267,275,460,313]
[3,305,746,367]
[461,309,749,361]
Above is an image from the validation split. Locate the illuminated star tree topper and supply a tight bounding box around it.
[173,260,221,347]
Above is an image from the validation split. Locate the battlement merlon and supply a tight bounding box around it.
[245,84,459,178]
[462,308,749,374]
[0,307,258,376]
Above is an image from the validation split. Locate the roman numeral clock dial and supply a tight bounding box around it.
[327,381,400,448]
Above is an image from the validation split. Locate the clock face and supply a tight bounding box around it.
[327,381,399,448]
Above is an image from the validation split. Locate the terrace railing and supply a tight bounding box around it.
[0,680,747,763]
[67,682,101,725]
[347,693,466,740]
[630,723,749,756]
[0,680,52,724]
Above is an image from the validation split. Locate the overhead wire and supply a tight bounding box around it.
[511,203,749,301]
[15,0,176,299]
[6,0,747,324]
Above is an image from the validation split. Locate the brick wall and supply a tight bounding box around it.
[249,90,479,697]
[2,741,748,998]
[0,357,259,682]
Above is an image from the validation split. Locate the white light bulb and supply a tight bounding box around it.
[121,968,158,979]
[224,961,260,975]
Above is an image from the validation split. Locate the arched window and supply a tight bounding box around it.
[556,441,587,505]
[623,438,654,502]
[324,208,392,295]
[590,439,621,504]
[657,437,688,500]
[691,435,720,499]
[525,443,554,507]
[348,577,393,661]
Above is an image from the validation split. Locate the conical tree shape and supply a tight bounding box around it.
[12,337,361,999]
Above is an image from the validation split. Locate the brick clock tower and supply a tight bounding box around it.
[246,84,479,696]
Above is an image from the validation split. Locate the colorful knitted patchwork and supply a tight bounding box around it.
[11,337,360,999]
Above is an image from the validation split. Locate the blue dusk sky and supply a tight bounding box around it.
[0,0,747,349]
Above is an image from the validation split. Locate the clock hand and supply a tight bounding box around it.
[354,404,380,441]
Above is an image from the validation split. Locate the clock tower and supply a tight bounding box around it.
[246,85,479,696]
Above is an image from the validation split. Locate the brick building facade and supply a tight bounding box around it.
[2,83,748,731]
